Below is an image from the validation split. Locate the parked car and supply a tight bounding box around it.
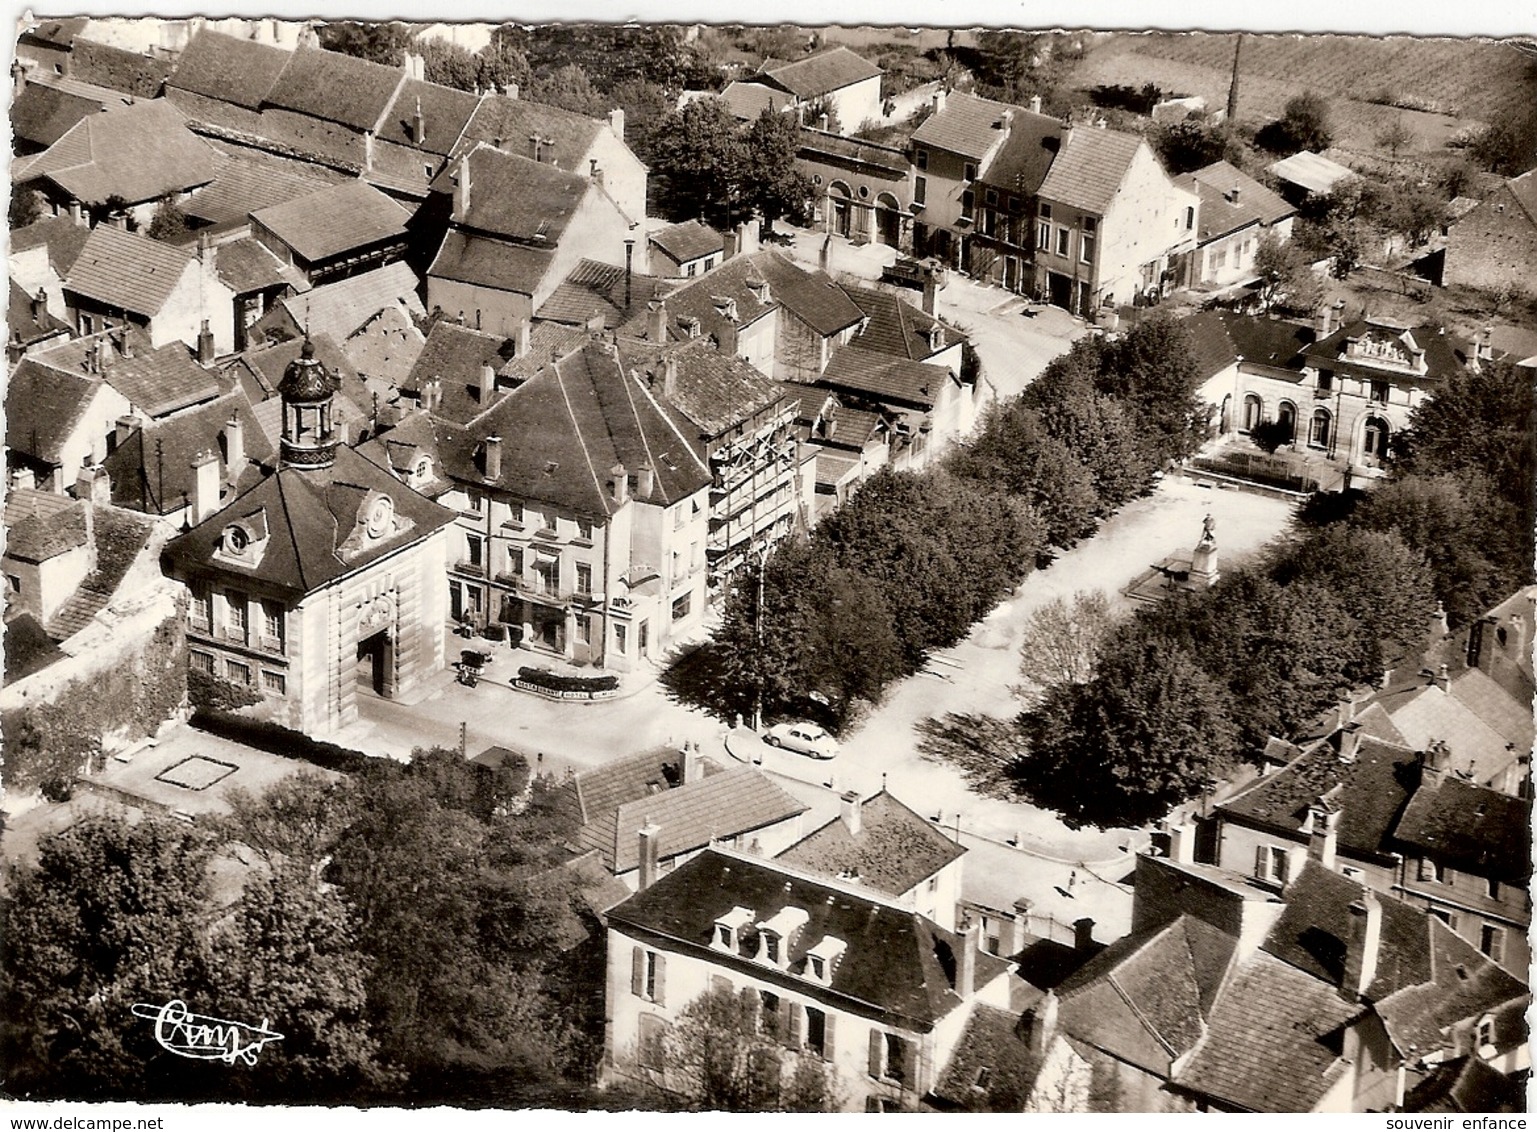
[764,721,838,759]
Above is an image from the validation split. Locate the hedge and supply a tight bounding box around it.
[515,667,620,695]
[188,710,373,776]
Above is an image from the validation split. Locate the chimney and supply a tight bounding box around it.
[1477,326,1494,364]
[1073,917,1095,954]
[30,288,45,321]
[478,362,497,404]
[662,354,679,401]
[1423,739,1451,775]
[1307,802,1340,869]
[957,917,980,998]
[363,129,375,171]
[716,321,739,358]
[412,97,425,145]
[528,133,542,162]
[647,299,668,343]
[421,377,441,413]
[1342,894,1382,1000]
[223,413,244,483]
[681,744,700,785]
[932,88,947,115]
[589,158,604,189]
[1026,989,1059,1054]
[505,82,518,100]
[1338,722,1362,762]
[1029,94,1043,114]
[839,790,863,835]
[1434,663,1450,692]
[1229,185,1241,205]
[1010,898,1031,956]
[517,319,532,358]
[610,462,629,503]
[637,820,660,890]
[191,448,220,523]
[197,320,216,365]
[818,112,829,131]
[484,435,503,480]
[819,234,832,274]
[11,56,24,98]
[68,199,83,226]
[1060,118,1076,149]
[738,219,755,257]
[74,463,111,507]
[456,157,472,218]
[608,107,625,141]
[636,464,655,499]
[114,414,142,447]
[1167,820,1196,864]
[119,327,135,360]
[922,268,939,316]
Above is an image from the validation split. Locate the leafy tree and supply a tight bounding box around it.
[1,815,220,1101]
[648,98,746,226]
[1150,118,1235,175]
[1256,92,1334,155]
[742,108,813,230]
[1253,232,1322,315]
[1017,590,1115,697]
[1468,112,1537,176]
[145,196,190,243]
[318,21,409,66]
[9,186,42,230]
[219,770,357,868]
[1380,178,1445,247]
[1249,416,1294,454]
[801,563,906,723]
[417,38,481,91]
[1376,117,1415,165]
[476,38,531,93]
[527,63,608,118]
[1100,312,1206,462]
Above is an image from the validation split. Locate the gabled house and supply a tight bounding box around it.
[61,224,236,356]
[8,279,73,360]
[747,47,884,134]
[8,214,93,318]
[426,145,637,338]
[908,91,1024,272]
[9,74,117,156]
[647,219,725,278]
[3,488,96,625]
[776,789,967,931]
[1183,308,1317,437]
[11,98,223,230]
[161,340,455,735]
[252,260,424,354]
[536,258,670,331]
[603,847,1016,1111]
[1442,168,1537,294]
[1174,160,1296,289]
[5,349,132,493]
[561,745,809,890]
[249,180,411,287]
[1215,700,1532,975]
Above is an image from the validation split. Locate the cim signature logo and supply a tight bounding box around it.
[131,1000,284,1066]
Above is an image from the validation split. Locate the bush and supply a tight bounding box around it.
[188,666,261,713]
[516,667,620,695]
[188,710,373,775]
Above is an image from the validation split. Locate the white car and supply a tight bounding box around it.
[764,722,839,760]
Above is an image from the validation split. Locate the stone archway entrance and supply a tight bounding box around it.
[356,629,392,696]
[875,192,901,247]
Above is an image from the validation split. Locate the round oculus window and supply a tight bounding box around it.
[366,496,393,538]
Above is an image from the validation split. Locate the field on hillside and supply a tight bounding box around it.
[1071,33,1537,159]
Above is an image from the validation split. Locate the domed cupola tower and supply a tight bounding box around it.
[279,339,341,470]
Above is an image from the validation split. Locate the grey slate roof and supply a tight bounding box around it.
[63,223,194,317]
[167,29,291,110]
[251,180,409,264]
[262,46,405,133]
[649,219,725,265]
[776,790,966,897]
[758,47,882,99]
[1037,126,1147,216]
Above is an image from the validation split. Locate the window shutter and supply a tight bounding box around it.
[785,1001,803,1050]
[631,946,644,997]
[868,1029,884,1077]
[1254,845,1267,879]
[900,1036,919,1090]
[653,953,667,1007]
[1418,857,1436,882]
[822,1012,836,1060]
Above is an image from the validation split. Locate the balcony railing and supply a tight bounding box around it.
[455,560,487,577]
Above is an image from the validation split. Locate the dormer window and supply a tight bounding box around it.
[411,456,432,486]
[214,510,270,568]
[756,906,809,970]
[804,935,846,985]
[713,906,756,952]
[681,316,702,339]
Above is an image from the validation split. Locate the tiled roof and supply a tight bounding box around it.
[820,346,953,408]
[1303,319,1467,384]
[930,1004,1049,1111]
[776,790,966,897]
[3,490,89,562]
[99,342,220,418]
[1391,774,1530,884]
[719,82,792,122]
[11,82,107,149]
[1037,127,1147,216]
[1371,675,1533,791]
[500,321,589,383]
[1505,168,1537,226]
[453,145,590,243]
[796,127,909,176]
[5,359,101,464]
[1217,731,1420,861]
[840,283,955,361]
[19,17,87,46]
[13,99,223,206]
[378,78,480,158]
[1179,160,1294,236]
[1374,917,1529,1057]
[355,409,452,499]
[343,305,426,389]
[165,85,267,138]
[262,46,405,134]
[1181,311,1316,380]
[911,91,1017,161]
[537,258,669,329]
[453,94,604,170]
[605,766,808,872]
[181,152,336,228]
[103,389,274,517]
[212,237,295,295]
[433,341,711,516]
[760,46,882,99]
[233,333,359,402]
[1268,150,1354,196]
[755,252,864,336]
[427,229,554,296]
[276,261,424,345]
[620,253,778,345]
[7,215,93,277]
[67,39,171,100]
[618,339,788,441]
[167,29,291,110]
[161,445,454,595]
[251,181,409,264]
[42,505,156,641]
[1175,948,1359,1112]
[608,849,1010,1028]
[403,321,520,425]
[1404,1056,1527,1114]
[649,219,725,265]
[63,225,194,318]
[980,110,1063,198]
[565,746,702,827]
[8,279,72,347]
